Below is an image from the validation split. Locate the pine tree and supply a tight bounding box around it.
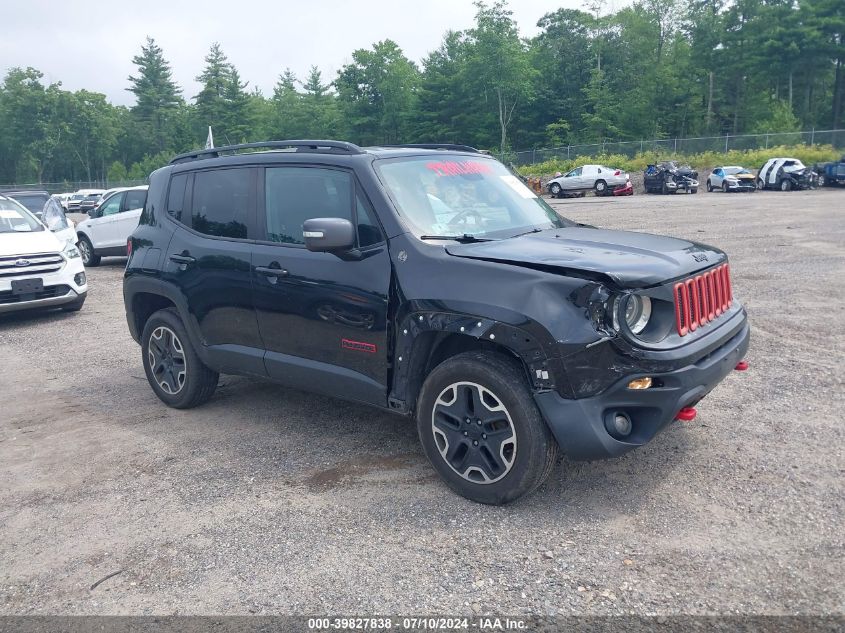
[126,37,182,152]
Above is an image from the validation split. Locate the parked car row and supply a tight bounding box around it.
[545,155,842,199]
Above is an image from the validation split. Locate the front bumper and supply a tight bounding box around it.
[612,182,634,196]
[0,256,88,315]
[725,180,756,192]
[534,321,750,461]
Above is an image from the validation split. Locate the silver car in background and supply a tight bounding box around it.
[547,164,629,197]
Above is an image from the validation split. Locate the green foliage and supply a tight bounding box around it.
[0,0,842,186]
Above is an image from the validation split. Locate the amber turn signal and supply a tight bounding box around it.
[627,377,653,390]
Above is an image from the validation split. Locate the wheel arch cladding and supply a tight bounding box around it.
[390,307,573,413]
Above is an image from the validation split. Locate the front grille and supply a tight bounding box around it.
[0,284,71,305]
[0,252,64,279]
[673,263,733,336]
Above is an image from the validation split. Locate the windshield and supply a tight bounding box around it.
[375,156,570,239]
[725,167,751,175]
[0,198,43,233]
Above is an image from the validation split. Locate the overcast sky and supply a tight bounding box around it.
[1,0,628,107]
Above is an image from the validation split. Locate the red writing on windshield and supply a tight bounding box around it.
[426,161,493,177]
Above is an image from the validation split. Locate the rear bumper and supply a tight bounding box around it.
[534,321,750,461]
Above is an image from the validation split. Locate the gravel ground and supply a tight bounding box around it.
[0,189,843,616]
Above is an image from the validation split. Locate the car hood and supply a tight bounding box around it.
[444,227,725,288]
[0,229,62,257]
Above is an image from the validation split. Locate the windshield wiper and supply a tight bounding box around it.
[508,227,544,239]
[419,234,494,243]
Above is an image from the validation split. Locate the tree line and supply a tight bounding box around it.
[0,0,842,185]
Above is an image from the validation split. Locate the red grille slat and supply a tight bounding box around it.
[674,263,733,336]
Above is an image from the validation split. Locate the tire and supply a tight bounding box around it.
[690,188,698,194]
[141,308,219,409]
[661,182,669,195]
[706,180,713,192]
[77,236,100,267]
[780,178,792,192]
[817,174,826,187]
[62,295,86,312]
[416,351,558,505]
[722,182,729,193]
[757,179,765,190]
[594,179,607,195]
[549,182,562,197]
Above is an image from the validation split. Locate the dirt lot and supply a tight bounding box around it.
[1,189,843,616]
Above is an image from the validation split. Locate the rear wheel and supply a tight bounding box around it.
[416,351,558,505]
[141,308,218,409]
[549,182,562,197]
[757,178,765,190]
[77,236,100,267]
[706,179,713,192]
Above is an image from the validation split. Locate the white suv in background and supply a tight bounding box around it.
[0,195,87,315]
[75,185,147,266]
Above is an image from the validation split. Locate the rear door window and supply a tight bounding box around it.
[190,168,252,239]
[124,189,147,211]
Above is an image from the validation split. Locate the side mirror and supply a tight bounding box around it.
[88,209,99,219]
[303,218,355,253]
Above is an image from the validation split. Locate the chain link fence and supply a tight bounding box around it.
[507,129,845,166]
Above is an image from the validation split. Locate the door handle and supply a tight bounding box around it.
[255,266,288,277]
[169,254,196,264]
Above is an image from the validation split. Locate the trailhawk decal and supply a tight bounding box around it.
[341,338,377,354]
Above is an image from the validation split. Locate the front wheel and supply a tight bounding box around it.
[594,179,607,195]
[723,182,730,193]
[549,182,562,197]
[141,308,219,409]
[690,188,698,194]
[77,236,100,267]
[706,180,713,192]
[416,351,558,505]
[780,178,792,192]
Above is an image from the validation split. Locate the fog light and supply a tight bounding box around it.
[627,377,652,390]
[74,272,86,286]
[605,412,632,438]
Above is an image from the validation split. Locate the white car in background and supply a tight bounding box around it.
[706,166,757,192]
[547,164,629,197]
[75,185,147,266]
[0,195,87,315]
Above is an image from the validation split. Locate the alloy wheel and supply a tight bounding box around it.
[78,240,91,265]
[431,381,517,484]
[147,326,187,395]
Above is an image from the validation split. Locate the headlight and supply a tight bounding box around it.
[614,295,652,335]
[63,241,81,259]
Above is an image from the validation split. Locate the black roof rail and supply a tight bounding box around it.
[382,143,481,154]
[169,140,364,164]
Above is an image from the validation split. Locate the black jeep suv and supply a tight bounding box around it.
[124,140,749,504]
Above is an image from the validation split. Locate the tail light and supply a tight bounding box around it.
[614,170,621,176]
[127,238,132,257]
[673,263,733,336]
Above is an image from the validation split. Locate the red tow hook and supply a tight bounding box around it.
[676,407,697,422]
[735,360,749,371]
